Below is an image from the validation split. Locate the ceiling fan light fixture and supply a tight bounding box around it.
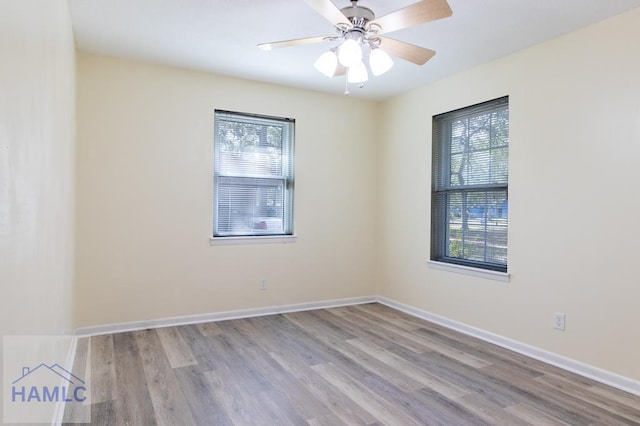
[338,38,362,67]
[369,47,394,76]
[347,60,368,83]
[314,49,338,77]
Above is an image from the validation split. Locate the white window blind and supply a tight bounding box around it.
[431,97,509,272]
[214,110,294,237]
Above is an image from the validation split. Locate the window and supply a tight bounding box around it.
[431,97,509,272]
[213,110,294,238]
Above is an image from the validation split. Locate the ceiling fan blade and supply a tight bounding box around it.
[258,36,327,50]
[371,0,452,34]
[303,0,348,26]
[379,37,436,65]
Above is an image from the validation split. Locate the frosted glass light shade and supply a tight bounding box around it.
[369,48,394,76]
[338,39,362,67]
[314,50,338,77]
[347,61,368,83]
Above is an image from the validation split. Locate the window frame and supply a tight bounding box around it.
[212,110,295,240]
[431,97,509,273]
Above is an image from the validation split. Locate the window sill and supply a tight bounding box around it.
[427,260,510,282]
[209,235,297,246]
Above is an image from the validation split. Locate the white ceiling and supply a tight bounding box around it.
[69,0,640,100]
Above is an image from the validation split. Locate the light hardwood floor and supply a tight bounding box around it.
[63,303,640,425]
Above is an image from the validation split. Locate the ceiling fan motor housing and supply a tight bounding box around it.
[340,5,375,29]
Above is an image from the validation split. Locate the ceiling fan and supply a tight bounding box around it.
[258,0,452,89]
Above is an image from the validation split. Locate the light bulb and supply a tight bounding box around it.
[338,39,362,67]
[369,48,393,76]
[347,61,368,84]
[314,50,338,77]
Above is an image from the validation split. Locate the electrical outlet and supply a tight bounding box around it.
[554,312,566,331]
[260,279,267,290]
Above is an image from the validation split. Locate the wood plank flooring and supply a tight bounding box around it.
[63,303,640,425]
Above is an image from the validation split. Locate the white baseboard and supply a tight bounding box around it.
[71,294,640,397]
[377,296,640,397]
[51,334,79,426]
[74,296,376,337]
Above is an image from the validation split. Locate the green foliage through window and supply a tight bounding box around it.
[431,97,509,272]
[213,111,294,237]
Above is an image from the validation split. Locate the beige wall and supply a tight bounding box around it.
[0,0,76,337]
[75,54,379,327]
[377,8,640,381]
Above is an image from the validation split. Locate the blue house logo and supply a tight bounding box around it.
[11,364,87,403]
